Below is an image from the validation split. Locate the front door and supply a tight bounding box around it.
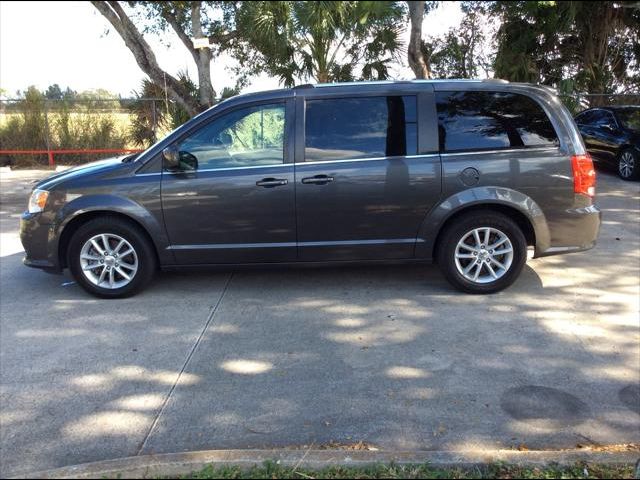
[294,94,441,261]
[161,100,296,264]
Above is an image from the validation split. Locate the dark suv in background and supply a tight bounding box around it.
[21,80,601,298]
[575,106,640,180]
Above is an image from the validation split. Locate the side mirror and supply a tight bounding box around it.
[162,146,179,170]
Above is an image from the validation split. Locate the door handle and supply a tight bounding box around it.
[256,178,288,188]
[301,175,334,185]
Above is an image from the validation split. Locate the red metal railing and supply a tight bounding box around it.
[0,149,145,167]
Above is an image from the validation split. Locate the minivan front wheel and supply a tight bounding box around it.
[68,217,156,298]
[437,211,527,294]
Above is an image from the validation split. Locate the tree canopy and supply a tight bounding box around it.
[492,1,640,94]
[88,0,639,116]
[423,3,494,79]
[233,1,406,85]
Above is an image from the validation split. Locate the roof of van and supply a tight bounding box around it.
[216,78,558,108]
[294,78,507,88]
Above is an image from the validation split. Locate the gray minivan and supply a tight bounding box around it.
[20,80,601,298]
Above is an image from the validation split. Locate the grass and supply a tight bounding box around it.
[0,111,172,146]
[0,111,159,168]
[0,111,132,128]
[173,461,637,479]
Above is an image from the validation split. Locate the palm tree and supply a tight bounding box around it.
[237,1,405,86]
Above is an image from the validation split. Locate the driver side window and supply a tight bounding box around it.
[177,103,285,171]
[595,111,616,128]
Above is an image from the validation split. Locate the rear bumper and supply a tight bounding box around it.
[534,204,601,258]
[20,212,61,272]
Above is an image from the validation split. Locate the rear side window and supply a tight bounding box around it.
[436,91,559,152]
[305,96,417,162]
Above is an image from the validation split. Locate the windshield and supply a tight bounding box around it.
[615,108,640,131]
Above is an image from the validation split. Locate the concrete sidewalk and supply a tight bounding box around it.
[1,167,639,477]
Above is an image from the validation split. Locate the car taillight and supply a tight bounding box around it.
[571,154,596,198]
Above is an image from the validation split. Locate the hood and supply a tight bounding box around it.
[34,156,135,191]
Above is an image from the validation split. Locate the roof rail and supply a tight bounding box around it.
[482,78,509,83]
[310,80,395,88]
[293,83,315,89]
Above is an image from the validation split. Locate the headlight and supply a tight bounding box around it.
[28,189,49,213]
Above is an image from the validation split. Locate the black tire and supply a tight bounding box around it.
[67,216,157,298]
[436,211,527,294]
[617,148,640,181]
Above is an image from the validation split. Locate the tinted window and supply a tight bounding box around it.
[436,91,559,152]
[305,96,417,162]
[587,110,605,123]
[577,109,616,127]
[593,110,616,127]
[176,104,285,170]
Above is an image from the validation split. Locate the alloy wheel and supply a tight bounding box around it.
[454,227,514,284]
[79,233,138,289]
[619,151,635,179]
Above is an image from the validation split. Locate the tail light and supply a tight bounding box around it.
[571,154,596,198]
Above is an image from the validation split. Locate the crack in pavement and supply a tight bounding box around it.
[135,272,234,455]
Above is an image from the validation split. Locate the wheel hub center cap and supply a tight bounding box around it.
[104,255,116,267]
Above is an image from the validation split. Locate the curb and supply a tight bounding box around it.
[14,448,640,479]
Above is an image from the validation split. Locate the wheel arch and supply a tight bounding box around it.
[431,204,536,261]
[57,210,162,269]
[416,187,551,260]
[618,144,640,157]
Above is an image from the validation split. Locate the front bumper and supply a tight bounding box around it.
[20,212,61,272]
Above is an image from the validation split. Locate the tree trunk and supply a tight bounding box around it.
[467,14,477,78]
[191,1,216,107]
[316,70,330,83]
[407,1,431,79]
[92,1,200,117]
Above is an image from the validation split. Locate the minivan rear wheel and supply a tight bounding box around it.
[437,211,527,294]
[68,217,156,298]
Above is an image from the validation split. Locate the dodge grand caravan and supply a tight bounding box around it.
[20,80,601,298]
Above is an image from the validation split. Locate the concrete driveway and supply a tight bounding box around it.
[1,167,638,477]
